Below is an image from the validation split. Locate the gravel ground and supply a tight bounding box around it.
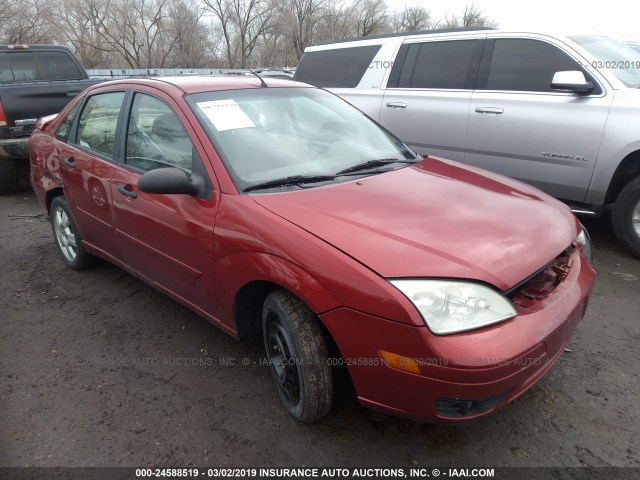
[0,189,639,469]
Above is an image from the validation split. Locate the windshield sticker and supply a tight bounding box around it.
[196,99,255,131]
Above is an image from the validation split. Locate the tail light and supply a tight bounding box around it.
[0,98,7,127]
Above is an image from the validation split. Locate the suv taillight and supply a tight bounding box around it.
[0,98,7,127]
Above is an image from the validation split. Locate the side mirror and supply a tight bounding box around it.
[551,71,594,94]
[138,167,204,196]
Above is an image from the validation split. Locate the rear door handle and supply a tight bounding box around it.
[386,102,407,109]
[67,89,82,97]
[61,157,77,168]
[117,185,137,199]
[475,107,504,114]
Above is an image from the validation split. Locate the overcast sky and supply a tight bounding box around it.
[384,0,640,41]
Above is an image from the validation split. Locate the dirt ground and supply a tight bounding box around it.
[0,189,639,469]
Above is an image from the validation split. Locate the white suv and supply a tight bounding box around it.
[295,28,640,257]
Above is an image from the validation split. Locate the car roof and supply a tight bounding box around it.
[93,75,312,94]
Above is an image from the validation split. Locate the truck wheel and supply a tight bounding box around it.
[262,290,333,422]
[50,196,95,269]
[0,159,19,195]
[612,175,640,258]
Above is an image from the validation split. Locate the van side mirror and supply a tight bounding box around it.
[551,71,594,94]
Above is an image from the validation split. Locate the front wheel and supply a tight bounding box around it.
[262,290,333,422]
[612,176,640,258]
[50,196,95,269]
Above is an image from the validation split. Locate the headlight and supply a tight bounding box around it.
[390,280,518,335]
[576,226,593,263]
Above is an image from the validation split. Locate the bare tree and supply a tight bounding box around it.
[203,0,237,67]
[442,3,498,29]
[166,0,216,67]
[49,0,108,68]
[316,0,354,41]
[0,0,56,44]
[282,0,329,60]
[392,5,431,33]
[204,0,276,68]
[351,0,389,37]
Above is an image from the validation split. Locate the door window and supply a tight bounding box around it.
[388,40,479,89]
[486,39,582,92]
[74,91,125,158]
[125,93,194,174]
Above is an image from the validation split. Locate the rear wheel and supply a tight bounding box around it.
[262,290,333,422]
[50,196,95,269]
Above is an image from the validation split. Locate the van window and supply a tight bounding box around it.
[294,45,382,88]
[486,39,581,92]
[388,40,479,89]
[35,51,84,81]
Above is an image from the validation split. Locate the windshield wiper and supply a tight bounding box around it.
[335,158,417,175]
[243,174,337,192]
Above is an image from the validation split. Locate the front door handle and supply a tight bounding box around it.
[62,157,77,168]
[475,107,504,114]
[117,185,137,199]
[386,102,407,109]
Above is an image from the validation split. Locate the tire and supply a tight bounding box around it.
[50,196,95,269]
[612,175,640,258]
[262,290,333,422]
[0,158,19,195]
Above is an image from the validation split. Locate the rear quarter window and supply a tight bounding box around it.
[294,45,382,88]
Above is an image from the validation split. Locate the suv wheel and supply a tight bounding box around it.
[612,175,640,258]
[262,290,333,422]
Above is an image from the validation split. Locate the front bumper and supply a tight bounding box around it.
[320,249,595,423]
[0,137,29,160]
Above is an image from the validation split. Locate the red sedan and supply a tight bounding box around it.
[29,76,595,423]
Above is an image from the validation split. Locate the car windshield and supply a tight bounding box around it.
[571,35,640,88]
[186,87,418,192]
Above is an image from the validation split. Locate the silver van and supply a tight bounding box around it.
[295,28,640,257]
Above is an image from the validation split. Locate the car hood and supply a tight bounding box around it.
[253,158,578,291]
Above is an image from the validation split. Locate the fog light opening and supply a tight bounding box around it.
[436,392,507,418]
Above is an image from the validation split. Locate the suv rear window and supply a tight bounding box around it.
[294,45,382,88]
[0,50,83,83]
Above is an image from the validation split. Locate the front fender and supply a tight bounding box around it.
[214,251,341,336]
